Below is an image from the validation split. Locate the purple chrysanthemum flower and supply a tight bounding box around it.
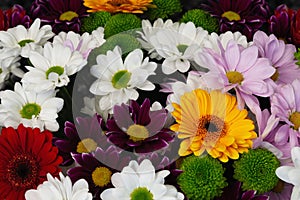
[270,78,300,155]
[195,40,275,120]
[106,99,175,153]
[0,4,31,31]
[30,0,88,34]
[253,31,300,85]
[201,0,270,40]
[68,146,131,200]
[216,181,269,200]
[268,4,295,42]
[53,114,109,166]
[264,180,292,200]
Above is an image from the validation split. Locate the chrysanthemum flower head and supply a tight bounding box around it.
[0,124,62,199]
[100,159,184,200]
[25,172,92,200]
[170,89,257,162]
[31,0,88,34]
[80,11,111,33]
[233,148,280,194]
[146,0,182,20]
[178,155,227,199]
[83,0,154,14]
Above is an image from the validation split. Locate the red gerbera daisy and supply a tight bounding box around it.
[0,124,62,200]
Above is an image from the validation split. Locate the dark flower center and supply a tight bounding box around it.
[108,0,131,6]
[7,153,39,188]
[197,115,226,142]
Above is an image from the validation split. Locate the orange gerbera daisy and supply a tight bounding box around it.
[83,0,154,13]
[171,89,257,162]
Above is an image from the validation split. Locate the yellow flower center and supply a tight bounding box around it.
[226,71,244,84]
[59,11,79,21]
[271,69,279,82]
[92,167,112,187]
[76,138,98,153]
[222,11,241,21]
[127,124,149,142]
[289,112,300,130]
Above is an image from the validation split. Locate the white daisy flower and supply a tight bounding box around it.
[276,147,300,200]
[0,18,54,58]
[0,82,64,131]
[53,29,105,60]
[100,159,184,200]
[90,46,156,113]
[203,31,251,54]
[148,22,209,74]
[21,42,87,92]
[25,172,92,200]
[138,18,179,59]
[91,27,106,47]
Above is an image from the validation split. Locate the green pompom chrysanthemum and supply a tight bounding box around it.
[177,155,227,200]
[147,0,182,20]
[181,9,219,33]
[295,48,300,66]
[104,14,141,38]
[233,148,280,194]
[81,11,111,33]
[87,34,141,66]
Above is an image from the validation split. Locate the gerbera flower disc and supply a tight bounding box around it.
[83,0,154,14]
[170,89,257,162]
[0,124,62,200]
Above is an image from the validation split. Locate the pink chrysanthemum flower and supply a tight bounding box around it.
[253,31,300,85]
[195,40,275,118]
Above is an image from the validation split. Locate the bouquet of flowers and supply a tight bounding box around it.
[1,0,300,199]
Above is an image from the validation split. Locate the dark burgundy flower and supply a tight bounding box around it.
[268,4,295,42]
[291,9,300,47]
[67,146,131,200]
[201,0,270,40]
[30,0,88,34]
[53,114,109,166]
[106,99,175,153]
[0,4,31,31]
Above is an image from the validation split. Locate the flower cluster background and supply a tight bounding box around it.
[1,0,300,200]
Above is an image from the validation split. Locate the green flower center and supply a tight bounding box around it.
[289,112,300,130]
[233,148,280,194]
[20,103,41,119]
[111,70,132,89]
[177,44,188,54]
[127,124,149,142]
[130,187,154,200]
[76,138,98,153]
[92,167,112,187]
[46,66,65,79]
[226,71,244,84]
[0,68,2,74]
[18,39,34,47]
[222,11,241,21]
[59,11,79,21]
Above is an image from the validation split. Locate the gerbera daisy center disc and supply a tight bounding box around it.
[7,153,39,188]
[92,167,112,187]
[197,115,226,141]
[289,112,300,130]
[76,138,98,153]
[108,0,131,6]
[19,103,41,119]
[226,71,244,84]
[127,124,150,142]
[130,187,154,200]
[59,11,79,21]
[111,70,132,89]
[221,11,241,21]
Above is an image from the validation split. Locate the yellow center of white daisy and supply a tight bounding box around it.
[76,138,98,153]
[20,103,41,119]
[127,124,149,142]
[46,66,65,79]
[59,11,79,21]
[130,187,154,200]
[92,166,112,187]
[18,39,34,47]
[111,70,132,89]
[222,11,241,21]
[226,71,244,84]
[289,112,300,130]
